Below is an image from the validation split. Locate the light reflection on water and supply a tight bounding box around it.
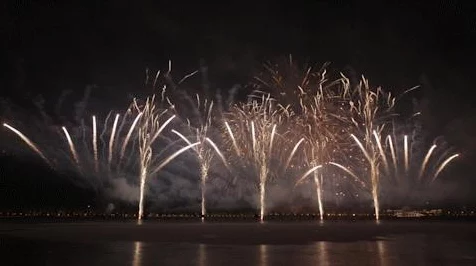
[377,240,387,266]
[259,244,267,266]
[132,241,142,266]
[316,241,330,266]
[122,238,475,266]
[3,222,476,266]
[198,244,206,266]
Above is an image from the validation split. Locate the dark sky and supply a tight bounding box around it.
[1,1,476,210]
[2,1,475,94]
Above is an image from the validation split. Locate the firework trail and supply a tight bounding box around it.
[171,95,229,221]
[343,82,460,210]
[2,88,195,214]
[62,126,80,167]
[108,114,121,167]
[382,132,460,189]
[341,77,397,221]
[350,133,381,220]
[297,79,353,220]
[134,95,200,221]
[253,57,352,220]
[2,104,144,195]
[3,123,52,167]
[148,64,234,219]
[68,105,151,186]
[432,154,459,182]
[92,115,98,172]
[223,94,302,222]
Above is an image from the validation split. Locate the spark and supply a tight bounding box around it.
[350,134,380,220]
[108,114,120,166]
[119,112,143,162]
[417,144,437,181]
[205,137,229,169]
[149,115,176,145]
[350,134,372,163]
[432,154,460,183]
[3,123,51,167]
[92,116,98,172]
[62,126,80,166]
[328,162,366,188]
[224,121,240,156]
[295,164,323,185]
[386,135,397,174]
[404,135,409,174]
[150,142,200,176]
[373,130,389,174]
[314,172,324,221]
[284,138,304,170]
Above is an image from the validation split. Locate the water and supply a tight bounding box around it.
[1,221,475,265]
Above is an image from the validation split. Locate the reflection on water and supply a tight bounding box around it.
[259,245,267,266]
[198,244,206,266]
[377,240,388,266]
[115,238,476,266]
[132,241,142,266]
[316,241,330,266]
[3,230,476,266]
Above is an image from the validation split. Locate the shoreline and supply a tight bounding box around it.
[1,220,476,245]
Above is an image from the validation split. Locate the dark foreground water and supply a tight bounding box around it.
[1,221,476,265]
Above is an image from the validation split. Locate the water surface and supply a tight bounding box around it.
[1,221,475,265]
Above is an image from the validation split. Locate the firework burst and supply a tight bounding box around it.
[1,59,462,220]
[171,95,229,220]
[223,94,302,221]
[342,77,398,220]
[252,58,355,220]
[376,129,460,205]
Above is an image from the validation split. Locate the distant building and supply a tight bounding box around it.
[386,209,444,218]
[394,210,425,218]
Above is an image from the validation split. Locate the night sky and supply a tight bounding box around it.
[1,1,475,210]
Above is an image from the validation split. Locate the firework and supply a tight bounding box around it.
[298,81,353,220]
[1,59,462,220]
[3,92,198,221]
[3,107,145,192]
[171,95,229,221]
[3,123,52,167]
[253,58,354,220]
[223,94,302,221]
[134,96,200,221]
[252,54,330,113]
[379,132,460,202]
[337,77,397,221]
